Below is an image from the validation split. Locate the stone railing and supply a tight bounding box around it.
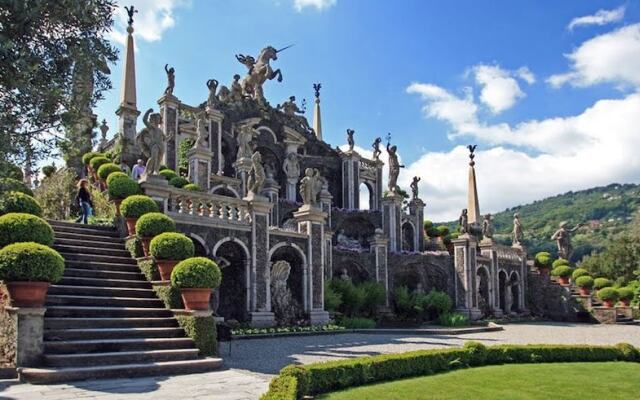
[167,187,251,225]
[495,244,523,263]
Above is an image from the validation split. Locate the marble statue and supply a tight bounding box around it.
[282,152,300,183]
[247,151,265,196]
[337,229,361,249]
[346,129,355,152]
[299,168,324,206]
[278,96,303,116]
[230,74,243,102]
[512,213,524,247]
[413,282,425,295]
[386,142,404,192]
[339,268,351,282]
[136,108,171,176]
[270,260,300,325]
[410,176,421,200]
[236,124,254,161]
[459,208,469,234]
[217,86,231,102]
[164,64,175,95]
[372,137,382,160]
[551,221,583,260]
[482,213,494,239]
[193,114,208,149]
[206,79,218,107]
[236,45,290,102]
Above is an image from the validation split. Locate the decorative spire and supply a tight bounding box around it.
[119,5,137,110]
[466,144,481,227]
[312,83,322,140]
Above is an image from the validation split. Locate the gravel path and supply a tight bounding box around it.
[1,322,638,400]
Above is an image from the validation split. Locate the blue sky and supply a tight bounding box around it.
[94,0,640,220]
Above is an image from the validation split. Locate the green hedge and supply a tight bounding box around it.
[175,315,217,356]
[169,176,189,188]
[618,287,634,301]
[125,236,144,259]
[594,278,613,290]
[121,195,158,219]
[0,178,34,197]
[135,212,175,237]
[108,175,141,200]
[0,242,65,282]
[260,343,640,399]
[534,252,552,268]
[159,169,178,181]
[138,258,159,281]
[171,257,221,289]
[150,232,194,260]
[0,191,42,216]
[89,156,110,172]
[82,152,104,166]
[572,268,590,280]
[183,183,200,191]
[0,213,54,248]
[552,258,570,269]
[597,287,619,302]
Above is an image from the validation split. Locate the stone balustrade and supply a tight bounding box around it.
[167,187,251,225]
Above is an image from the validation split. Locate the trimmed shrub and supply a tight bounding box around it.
[89,156,110,172]
[534,252,552,269]
[435,225,450,237]
[97,163,121,181]
[82,151,104,166]
[150,232,194,261]
[552,258,570,269]
[423,289,453,316]
[463,341,487,366]
[551,265,572,278]
[0,192,42,216]
[183,183,200,191]
[120,195,158,219]
[426,227,440,238]
[572,268,590,280]
[41,165,56,178]
[108,176,141,200]
[594,277,613,290]
[359,281,387,317]
[159,169,178,181]
[617,287,634,301]
[171,257,222,289]
[423,220,433,230]
[0,178,33,196]
[597,287,619,302]
[0,213,54,247]
[329,279,365,317]
[169,176,189,188]
[339,317,375,329]
[324,282,342,312]
[135,212,175,237]
[575,275,594,289]
[0,242,64,282]
[615,343,639,361]
[175,315,217,357]
[438,312,469,327]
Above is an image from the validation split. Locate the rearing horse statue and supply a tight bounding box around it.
[235,45,292,103]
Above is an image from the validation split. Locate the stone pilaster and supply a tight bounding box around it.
[370,232,390,306]
[140,175,172,212]
[7,307,45,367]
[158,93,180,171]
[187,147,213,190]
[233,157,252,198]
[324,231,333,280]
[294,205,330,325]
[374,160,384,211]
[319,186,333,228]
[382,192,403,252]
[453,235,482,320]
[408,198,426,252]
[479,241,500,316]
[207,107,225,175]
[262,175,280,226]
[246,195,275,327]
[340,151,361,209]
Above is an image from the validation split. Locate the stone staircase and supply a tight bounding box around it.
[19,221,222,384]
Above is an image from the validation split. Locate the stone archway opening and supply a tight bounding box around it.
[476,267,491,317]
[214,240,248,323]
[270,245,306,323]
[498,270,507,313]
[335,216,376,250]
[510,272,520,313]
[359,182,372,210]
[402,221,415,252]
[334,260,370,284]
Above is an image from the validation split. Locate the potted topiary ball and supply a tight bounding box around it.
[150,232,194,280]
[170,257,221,310]
[597,287,619,308]
[571,268,589,281]
[183,183,200,191]
[169,176,189,189]
[551,265,572,285]
[617,287,634,306]
[0,191,43,217]
[89,156,110,183]
[97,163,121,186]
[135,212,176,256]
[0,213,54,248]
[0,242,65,307]
[593,277,613,290]
[534,252,553,277]
[0,177,34,196]
[120,195,158,236]
[107,174,141,216]
[575,275,594,296]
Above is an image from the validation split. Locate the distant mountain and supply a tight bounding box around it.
[439,183,640,262]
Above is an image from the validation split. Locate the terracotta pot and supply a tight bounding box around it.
[578,287,591,296]
[141,237,152,257]
[125,218,137,236]
[621,299,631,307]
[157,259,179,281]
[603,299,615,308]
[6,282,50,308]
[558,276,570,285]
[180,288,212,311]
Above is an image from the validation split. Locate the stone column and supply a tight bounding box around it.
[479,241,500,317]
[340,151,361,209]
[6,307,45,367]
[262,175,280,226]
[374,160,384,211]
[245,194,275,327]
[370,231,390,306]
[408,198,425,252]
[452,234,482,320]
[294,205,330,325]
[158,93,180,171]
[187,147,213,191]
[382,192,403,252]
[207,108,224,175]
[324,231,333,280]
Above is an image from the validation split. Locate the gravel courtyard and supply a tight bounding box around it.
[1,322,638,400]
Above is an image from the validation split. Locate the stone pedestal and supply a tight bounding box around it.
[140,174,171,212]
[158,93,180,171]
[187,147,213,191]
[262,176,281,227]
[370,232,390,306]
[6,307,45,367]
[294,205,329,325]
[234,157,252,198]
[382,193,404,252]
[453,234,482,320]
[408,198,426,252]
[340,151,361,209]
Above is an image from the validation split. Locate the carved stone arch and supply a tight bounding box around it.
[401,220,416,252]
[188,233,209,256]
[334,259,370,284]
[269,242,308,311]
[476,265,491,316]
[255,125,278,144]
[210,184,241,198]
[213,237,251,320]
[509,270,521,312]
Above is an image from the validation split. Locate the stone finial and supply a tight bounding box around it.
[313,83,321,99]
[124,5,137,28]
[312,83,323,140]
[99,119,109,140]
[467,144,477,166]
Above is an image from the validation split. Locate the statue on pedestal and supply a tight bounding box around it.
[551,221,583,260]
[339,268,351,282]
[346,129,355,152]
[236,45,291,103]
[482,213,494,239]
[410,176,421,200]
[230,74,244,102]
[299,167,324,206]
[193,114,209,150]
[277,96,311,133]
[236,124,254,161]
[386,141,404,192]
[337,229,361,250]
[372,137,382,160]
[282,152,300,184]
[164,64,175,96]
[512,213,524,247]
[247,151,265,196]
[270,260,300,325]
[136,108,172,176]
[459,208,469,234]
[206,79,219,108]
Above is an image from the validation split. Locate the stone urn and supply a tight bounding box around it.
[180,288,212,311]
[156,259,179,281]
[124,218,137,236]
[6,282,50,308]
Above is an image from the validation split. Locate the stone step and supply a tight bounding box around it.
[46,295,164,308]
[19,357,223,384]
[43,348,199,367]
[63,260,140,273]
[60,252,137,265]
[45,317,179,330]
[45,306,173,319]
[44,337,195,354]
[54,237,126,250]
[51,225,120,237]
[54,244,130,258]
[54,231,123,244]
[44,327,186,341]
[48,220,117,232]
[61,269,146,283]
[48,285,156,298]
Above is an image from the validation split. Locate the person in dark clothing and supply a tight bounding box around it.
[75,179,93,224]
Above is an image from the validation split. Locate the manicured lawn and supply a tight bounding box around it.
[318,362,640,400]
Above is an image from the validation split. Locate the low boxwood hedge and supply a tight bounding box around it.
[108,176,141,200]
[594,277,613,290]
[97,163,121,181]
[0,191,43,216]
[0,213,54,248]
[89,156,111,173]
[159,169,178,181]
[572,268,590,280]
[150,232,194,260]
[0,242,65,283]
[106,172,128,187]
[121,195,158,219]
[169,176,189,188]
[0,178,34,197]
[171,257,221,289]
[260,343,640,399]
[135,212,175,237]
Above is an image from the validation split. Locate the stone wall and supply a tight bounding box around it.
[389,252,455,300]
[526,273,590,322]
[0,284,15,368]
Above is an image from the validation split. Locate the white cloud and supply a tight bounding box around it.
[516,67,536,85]
[407,83,478,127]
[568,6,625,31]
[472,64,534,114]
[293,0,336,12]
[108,0,189,46]
[548,23,640,88]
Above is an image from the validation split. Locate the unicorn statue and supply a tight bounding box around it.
[235,45,292,103]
